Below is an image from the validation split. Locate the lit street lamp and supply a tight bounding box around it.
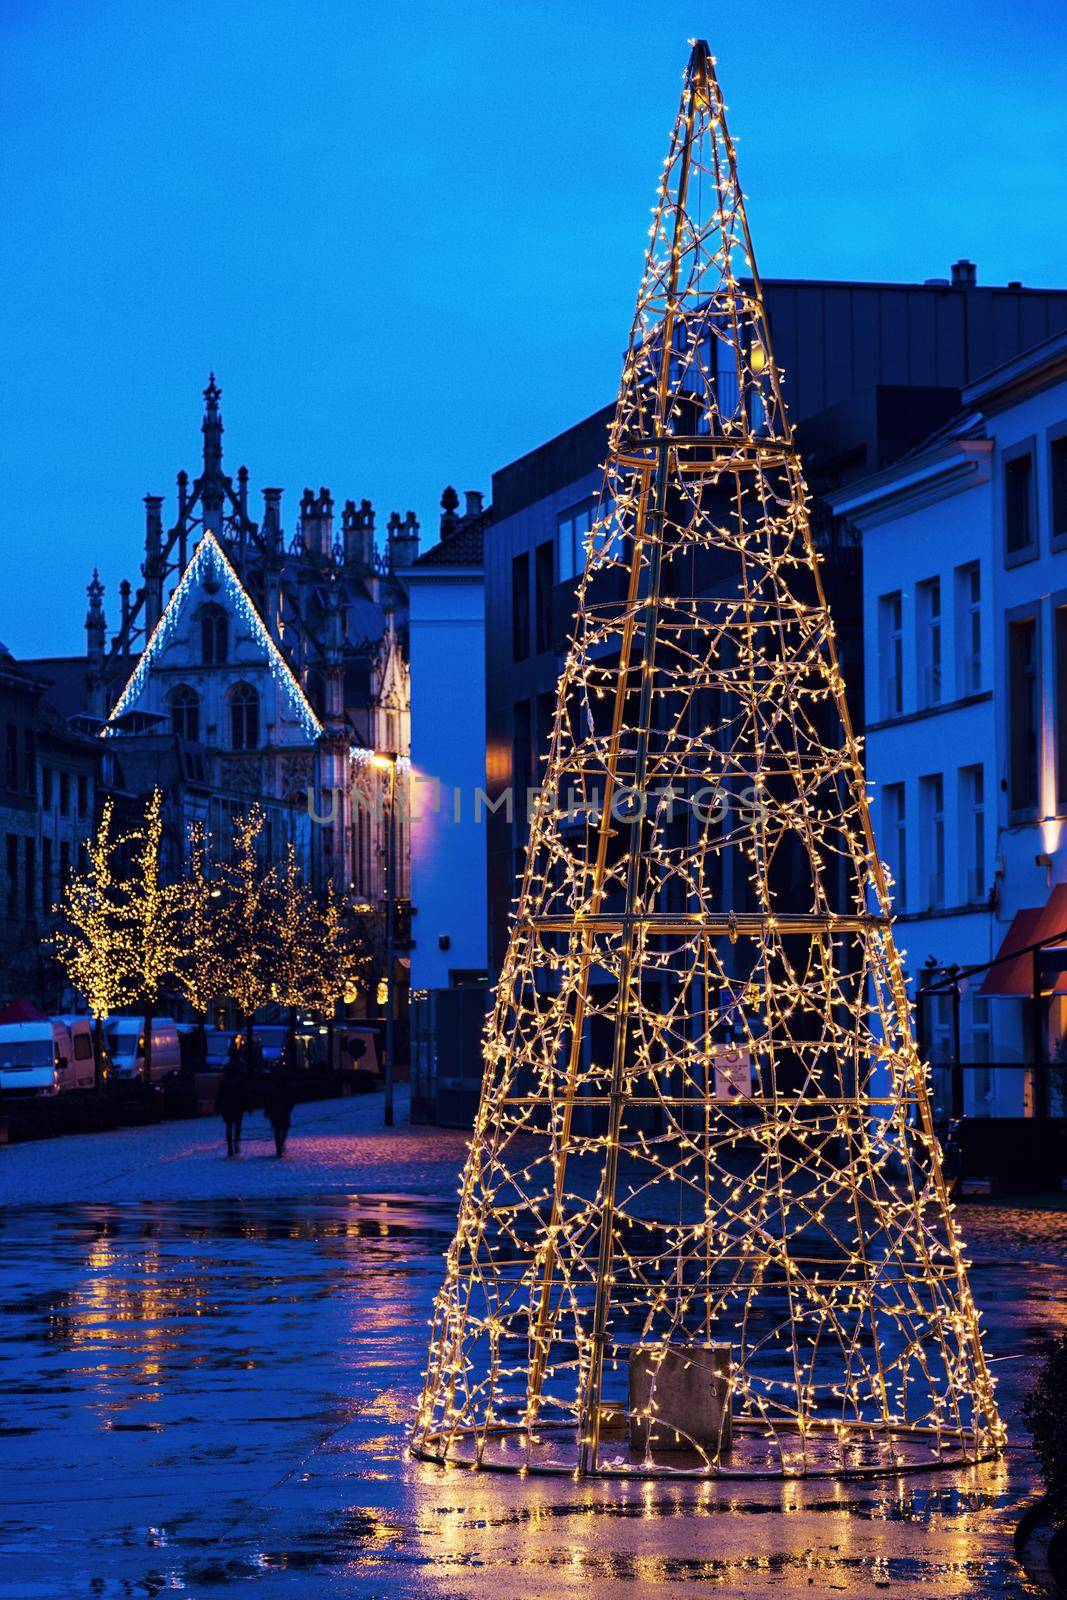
[371,750,398,1127]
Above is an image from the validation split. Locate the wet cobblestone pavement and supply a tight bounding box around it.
[0,1092,1064,1598]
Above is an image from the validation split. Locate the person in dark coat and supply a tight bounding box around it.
[262,1064,295,1157]
[216,1056,247,1157]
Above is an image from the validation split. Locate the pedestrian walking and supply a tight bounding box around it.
[215,1054,247,1157]
[262,1063,295,1157]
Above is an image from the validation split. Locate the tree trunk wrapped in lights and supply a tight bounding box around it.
[214,805,281,1070]
[124,787,180,1085]
[414,39,1002,1480]
[175,821,227,1068]
[272,843,320,1069]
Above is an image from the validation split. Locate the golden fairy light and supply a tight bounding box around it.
[413,39,1002,1480]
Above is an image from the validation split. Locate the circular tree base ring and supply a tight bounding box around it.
[413,1417,1000,1481]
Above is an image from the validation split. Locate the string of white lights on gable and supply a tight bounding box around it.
[104,530,323,742]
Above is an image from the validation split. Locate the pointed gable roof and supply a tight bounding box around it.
[105,531,322,740]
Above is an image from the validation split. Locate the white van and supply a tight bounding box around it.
[57,1016,98,1091]
[0,1022,64,1095]
[104,1017,181,1083]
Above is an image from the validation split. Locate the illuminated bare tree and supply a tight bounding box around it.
[52,796,130,1088]
[271,842,320,1067]
[174,821,227,1068]
[124,787,181,1084]
[214,807,281,1068]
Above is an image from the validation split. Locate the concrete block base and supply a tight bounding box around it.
[628,1342,732,1454]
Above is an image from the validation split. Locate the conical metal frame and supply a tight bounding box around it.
[413,40,1003,1480]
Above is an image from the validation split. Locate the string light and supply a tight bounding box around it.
[104,530,322,741]
[412,39,1001,1482]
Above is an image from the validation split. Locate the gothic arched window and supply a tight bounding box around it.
[169,684,200,742]
[200,604,228,665]
[229,682,259,751]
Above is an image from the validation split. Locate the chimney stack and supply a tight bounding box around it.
[464,490,484,519]
[440,485,460,538]
[951,258,977,288]
[388,510,421,569]
[343,497,376,573]
[298,487,334,559]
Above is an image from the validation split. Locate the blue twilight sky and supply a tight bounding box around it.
[1,0,1066,658]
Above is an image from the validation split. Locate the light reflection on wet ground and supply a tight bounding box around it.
[0,1107,1063,1598]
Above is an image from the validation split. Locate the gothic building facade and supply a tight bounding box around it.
[29,376,417,902]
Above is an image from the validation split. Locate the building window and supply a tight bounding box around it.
[24,838,34,918]
[23,728,35,795]
[77,774,88,819]
[59,839,70,892]
[6,834,17,917]
[59,771,70,816]
[535,540,554,654]
[228,683,259,751]
[920,774,945,909]
[200,603,228,665]
[558,500,595,582]
[882,783,906,908]
[1009,615,1039,813]
[42,837,51,912]
[512,552,530,662]
[955,563,981,695]
[353,803,369,896]
[1052,434,1067,544]
[170,684,200,742]
[1057,605,1067,806]
[878,592,903,718]
[513,699,532,834]
[5,724,17,791]
[42,765,52,808]
[959,764,985,904]
[969,998,994,1116]
[916,577,941,707]
[1004,449,1035,556]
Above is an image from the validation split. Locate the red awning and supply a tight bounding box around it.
[979,882,1067,996]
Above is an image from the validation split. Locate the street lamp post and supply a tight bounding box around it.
[373,751,398,1127]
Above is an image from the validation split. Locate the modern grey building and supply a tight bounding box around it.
[483,265,1067,975]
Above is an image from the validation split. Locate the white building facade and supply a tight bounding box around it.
[401,496,489,991]
[835,330,1067,1124]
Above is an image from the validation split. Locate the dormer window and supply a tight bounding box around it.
[200,604,228,665]
[169,684,200,742]
[229,682,259,750]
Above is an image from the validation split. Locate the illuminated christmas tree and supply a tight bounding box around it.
[414,40,1002,1478]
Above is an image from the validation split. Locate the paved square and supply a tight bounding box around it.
[0,1093,1062,1597]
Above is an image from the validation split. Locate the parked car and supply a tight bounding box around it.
[56,1016,98,1091]
[251,1026,288,1067]
[203,1029,235,1071]
[0,1021,65,1096]
[104,1017,181,1083]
